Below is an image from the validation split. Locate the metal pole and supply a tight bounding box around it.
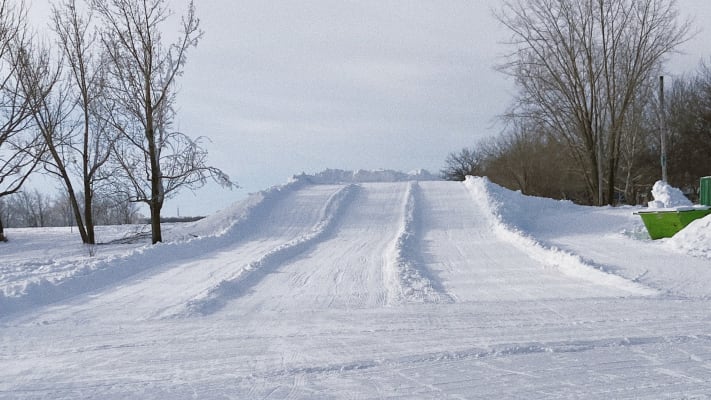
[659,76,668,182]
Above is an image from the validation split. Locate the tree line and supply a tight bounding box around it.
[443,0,707,206]
[0,0,233,244]
[1,187,140,228]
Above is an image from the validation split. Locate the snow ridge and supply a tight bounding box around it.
[464,176,656,297]
[295,168,440,184]
[0,179,308,318]
[184,184,360,316]
[385,181,452,305]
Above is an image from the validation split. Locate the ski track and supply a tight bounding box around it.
[4,176,711,398]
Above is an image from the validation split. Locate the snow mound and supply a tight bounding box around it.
[297,169,440,184]
[666,214,711,259]
[648,180,692,208]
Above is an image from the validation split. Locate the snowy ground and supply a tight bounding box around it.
[2,170,711,399]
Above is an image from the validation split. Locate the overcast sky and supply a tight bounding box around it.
[27,0,711,216]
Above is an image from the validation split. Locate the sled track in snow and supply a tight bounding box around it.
[2,178,655,320]
[0,177,322,319]
[464,177,656,297]
[184,184,360,316]
[386,181,453,304]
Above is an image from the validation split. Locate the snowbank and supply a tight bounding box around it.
[464,176,656,296]
[666,214,711,259]
[168,176,316,240]
[297,169,440,184]
[648,180,692,209]
[11,169,711,319]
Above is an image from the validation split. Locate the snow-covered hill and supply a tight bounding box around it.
[2,170,711,398]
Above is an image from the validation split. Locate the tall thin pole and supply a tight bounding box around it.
[659,76,668,182]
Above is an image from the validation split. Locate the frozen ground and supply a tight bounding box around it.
[1,170,711,399]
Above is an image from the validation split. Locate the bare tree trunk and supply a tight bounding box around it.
[147,113,163,244]
[149,201,162,244]
[58,162,90,243]
[83,181,95,244]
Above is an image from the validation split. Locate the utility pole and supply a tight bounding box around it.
[659,76,668,182]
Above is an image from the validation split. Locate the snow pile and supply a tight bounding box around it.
[9,169,711,319]
[666,215,711,259]
[648,180,692,209]
[298,169,439,184]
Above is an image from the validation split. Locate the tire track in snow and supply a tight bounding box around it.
[249,334,711,381]
[183,184,360,316]
[385,181,453,304]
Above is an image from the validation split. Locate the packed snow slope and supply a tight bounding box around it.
[2,170,711,399]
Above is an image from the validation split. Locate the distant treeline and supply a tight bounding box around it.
[0,188,205,228]
[0,189,142,228]
[152,216,206,224]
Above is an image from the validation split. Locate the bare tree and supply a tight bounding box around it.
[441,147,485,181]
[496,0,691,205]
[0,0,45,242]
[92,191,141,225]
[92,0,233,244]
[665,62,711,195]
[19,0,117,244]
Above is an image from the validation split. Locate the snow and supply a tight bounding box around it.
[667,214,711,259]
[2,170,711,398]
[648,179,693,208]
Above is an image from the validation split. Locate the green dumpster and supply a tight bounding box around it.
[701,176,711,206]
[635,207,711,239]
[635,176,711,239]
